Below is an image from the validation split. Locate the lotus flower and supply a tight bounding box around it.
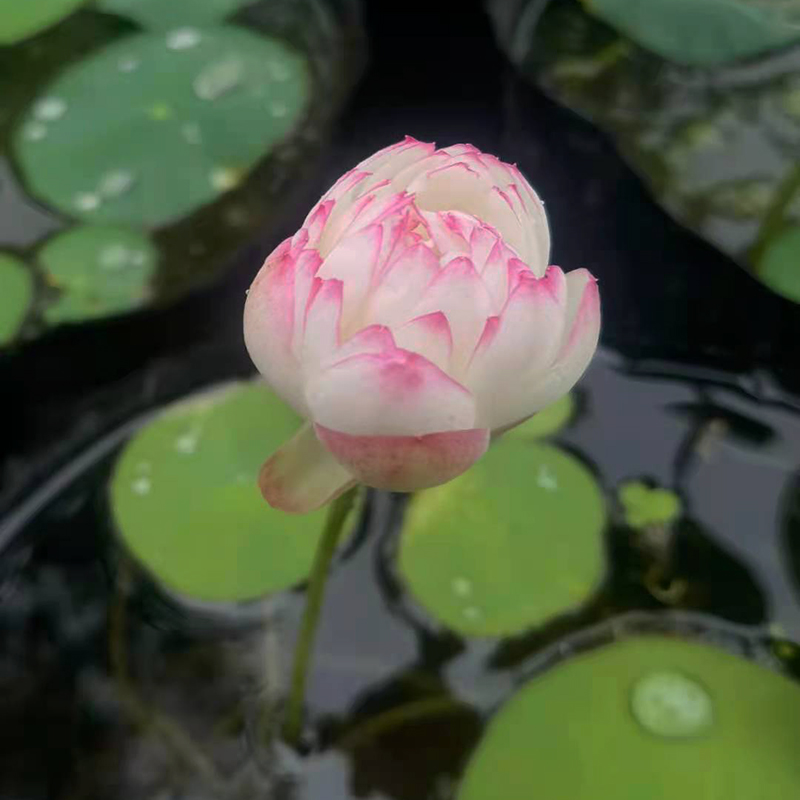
[244,138,600,513]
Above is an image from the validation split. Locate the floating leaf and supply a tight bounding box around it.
[459,636,800,799]
[0,253,33,345]
[38,225,158,324]
[13,27,310,228]
[110,382,357,602]
[583,0,800,66]
[618,480,682,529]
[503,393,575,440]
[756,225,800,303]
[399,442,607,637]
[0,0,86,45]
[98,0,252,28]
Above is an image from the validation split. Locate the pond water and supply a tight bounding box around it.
[3,0,800,798]
[2,350,800,798]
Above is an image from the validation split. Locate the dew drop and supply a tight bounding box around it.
[166,28,202,51]
[451,577,472,597]
[631,671,714,739]
[181,122,202,145]
[270,101,288,118]
[74,192,100,211]
[23,122,47,141]
[117,56,140,73]
[34,97,67,121]
[132,476,151,495]
[193,57,244,101]
[175,433,198,454]
[98,169,135,198]
[536,464,558,492]
[209,166,241,192]
[98,244,130,270]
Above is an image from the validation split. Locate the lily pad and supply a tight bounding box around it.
[618,480,682,529]
[756,225,800,303]
[13,27,310,228]
[398,441,607,637]
[0,0,85,45]
[459,636,800,800]
[38,225,158,324]
[503,393,575,440]
[0,253,33,344]
[110,382,356,602]
[584,0,800,66]
[98,0,252,29]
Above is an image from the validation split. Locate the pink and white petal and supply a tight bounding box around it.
[508,166,550,274]
[302,277,343,371]
[479,238,519,310]
[303,199,334,247]
[469,224,500,272]
[411,256,494,369]
[315,425,490,492]
[292,249,322,347]
[497,269,600,431]
[355,136,436,182]
[419,209,480,257]
[367,242,440,328]
[394,312,453,372]
[244,251,306,413]
[389,150,453,191]
[333,324,396,362]
[305,348,477,436]
[258,423,356,514]
[466,266,568,429]
[317,225,382,325]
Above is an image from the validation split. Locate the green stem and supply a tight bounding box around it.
[283,487,357,745]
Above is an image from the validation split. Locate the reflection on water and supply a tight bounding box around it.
[1,351,799,798]
[0,0,361,346]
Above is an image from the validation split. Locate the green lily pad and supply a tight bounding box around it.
[398,441,607,637]
[504,393,575,440]
[459,636,800,800]
[110,382,355,602]
[618,480,682,529]
[13,27,310,228]
[584,0,800,67]
[98,0,252,29]
[0,254,34,345]
[0,0,86,45]
[38,225,158,324]
[756,225,800,303]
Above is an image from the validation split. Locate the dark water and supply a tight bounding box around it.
[3,0,800,797]
[2,350,800,798]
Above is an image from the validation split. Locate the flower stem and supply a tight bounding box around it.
[283,487,357,746]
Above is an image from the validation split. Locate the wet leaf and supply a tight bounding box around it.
[110,382,358,602]
[516,0,800,303]
[618,480,682,528]
[756,224,800,302]
[38,225,158,324]
[13,27,310,227]
[0,253,33,344]
[0,0,86,45]
[98,0,252,29]
[399,441,607,637]
[584,0,800,66]
[459,636,800,799]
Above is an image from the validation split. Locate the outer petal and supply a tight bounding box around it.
[258,423,356,514]
[466,266,567,429]
[501,268,600,432]
[244,247,306,413]
[315,425,490,492]
[302,277,343,370]
[306,348,477,436]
